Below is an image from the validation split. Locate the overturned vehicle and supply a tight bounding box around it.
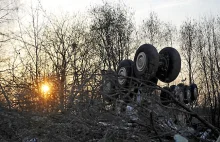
[100,44,202,141]
[101,44,198,108]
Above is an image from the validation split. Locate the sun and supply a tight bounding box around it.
[41,84,50,94]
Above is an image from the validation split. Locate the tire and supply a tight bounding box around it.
[177,83,185,103]
[184,85,191,104]
[145,77,158,86]
[150,77,158,85]
[170,85,176,97]
[101,70,117,102]
[157,47,181,83]
[160,87,170,105]
[190,84,198,101]
[170,85,177,99]
[117,60,135,103]
[117,59,134,87]
[170,85,176,92]
[134,44,159,80]
[170,85,176,93]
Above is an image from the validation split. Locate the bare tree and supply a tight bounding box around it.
[90,2,134,71]
[180,19,197,85]
[189,16,220,126]
[0,0,20,109]
[161,22,177,47]
[140,12,162,48]
[41,14,96,111]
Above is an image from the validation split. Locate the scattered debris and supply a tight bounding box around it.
[174,134,188,142]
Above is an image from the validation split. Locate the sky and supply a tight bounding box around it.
[25,0,220,27]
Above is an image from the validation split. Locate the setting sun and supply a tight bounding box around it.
[41,84,50,94]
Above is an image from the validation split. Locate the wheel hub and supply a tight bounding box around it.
[136,52,147,72]
[118,67,127,85]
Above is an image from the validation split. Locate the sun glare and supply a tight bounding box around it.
[41,84,50,94]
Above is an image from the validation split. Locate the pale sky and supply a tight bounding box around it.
[24,0,220,27]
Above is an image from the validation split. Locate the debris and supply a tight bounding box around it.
[126,105,138,121]
[200,129,211,139]
[28,138,37,142]
[174,134,188,142]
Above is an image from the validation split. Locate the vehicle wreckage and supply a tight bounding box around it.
[101,44,198,111]
[99,44,206,141]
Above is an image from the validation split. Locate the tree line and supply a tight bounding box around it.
[0,1,220,126]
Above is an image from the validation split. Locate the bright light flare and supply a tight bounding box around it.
[41,84,50,94]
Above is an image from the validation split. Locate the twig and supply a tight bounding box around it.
[150,111,162,142]
[0,83,11,109]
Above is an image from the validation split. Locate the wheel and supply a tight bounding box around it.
[149,77,158,85]
[170,85,176,92]
[170,85,178,100]
[117,59,134,87]
[157,47,181,83]
[102,79,115,102]
[190,84,198,101]
[184,85,191,104]
[177,83,185,103]
[117,60,135,103]
[101,70,117,102]
[134,44,159,80]
[170,85,179,100]
[160,87,170,105]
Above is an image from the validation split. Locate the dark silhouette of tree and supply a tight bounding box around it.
[180,19,197,85]
[90,2,134,71]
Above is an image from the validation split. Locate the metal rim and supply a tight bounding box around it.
[136,52,147,72]
[118,67,127,85]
